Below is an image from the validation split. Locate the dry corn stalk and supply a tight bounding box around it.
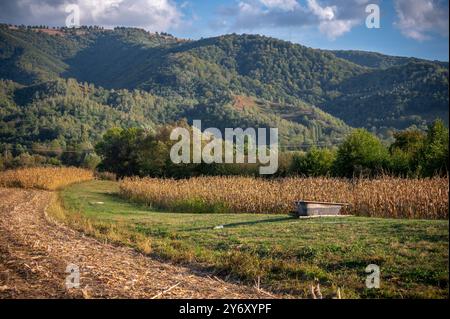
[119,176,448,219]
[0,167,94,190]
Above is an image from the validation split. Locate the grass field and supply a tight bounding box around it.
[57,180,449,299]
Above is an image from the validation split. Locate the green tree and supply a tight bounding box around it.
[388,130,425,176]
[83,153,101,170]
[419,120,449,176]
[291,147,336,177]
[136,137,171,177]
[333,129,389,177]
[95,128,144,178]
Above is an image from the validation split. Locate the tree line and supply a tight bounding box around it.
[92,119,448,179]
[2,118,447,178]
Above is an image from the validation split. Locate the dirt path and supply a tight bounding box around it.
[0,188,275,299]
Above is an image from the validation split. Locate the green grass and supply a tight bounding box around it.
[58,180,449,299]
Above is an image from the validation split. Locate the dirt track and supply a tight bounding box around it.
[0,188,274,299]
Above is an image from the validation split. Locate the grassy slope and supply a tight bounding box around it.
[58,180,449,298]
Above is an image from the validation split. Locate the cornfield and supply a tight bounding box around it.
[120,176,449,219]
[0,167,94,190]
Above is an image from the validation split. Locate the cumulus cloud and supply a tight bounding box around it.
[306,0,360,39]
[259,0,299,11]
[307,0,335,20]
[394,0,449,41]
[217,0,374,39]
[319,19,358,39]
[0,0,183,31]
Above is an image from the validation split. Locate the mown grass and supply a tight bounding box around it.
[54,180,449,299]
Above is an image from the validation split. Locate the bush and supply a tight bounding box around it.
[291,147,336,177]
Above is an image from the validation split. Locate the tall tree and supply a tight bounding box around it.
[333,129,389,177]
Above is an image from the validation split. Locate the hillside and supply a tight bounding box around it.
[323,61,449,130]
[330,50,449,69]
[0,77,349,162]
[0,25,448,154]
[0,26,183,85]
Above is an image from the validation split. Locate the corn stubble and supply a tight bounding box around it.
[0,167,94,190]
[120,176,448,219]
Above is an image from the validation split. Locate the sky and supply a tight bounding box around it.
[0,0,448,61]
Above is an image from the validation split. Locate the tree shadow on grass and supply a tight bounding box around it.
[186,216,297,231]
[98,193,297,230]
[103,192,296,218]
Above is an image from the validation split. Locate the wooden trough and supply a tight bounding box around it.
[294,200,348,218]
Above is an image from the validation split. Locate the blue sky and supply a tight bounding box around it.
[0,0,448,61]
[172,0,449,61]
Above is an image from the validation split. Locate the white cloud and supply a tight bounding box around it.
[259,0,299,11]
[306,0,359,39]
[3,0,183,31]
[394,0,449,41]
[218,0,370,40]
[319,19,358,39]
[238,1,260,15]
[77,0,183,31]
[307,0,335,20]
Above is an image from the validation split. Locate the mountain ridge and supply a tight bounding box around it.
[0,25,448,154]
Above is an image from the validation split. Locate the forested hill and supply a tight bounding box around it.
[331,50,449,69]
[322,61,449,130]
[0,77,349,155]
[0,25,448,154]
